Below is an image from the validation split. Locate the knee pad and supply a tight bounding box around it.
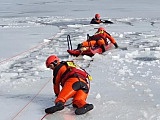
[72,81,89,94]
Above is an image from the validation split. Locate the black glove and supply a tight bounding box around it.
[77,44,82,50]
[103,20,113,24]
[114,42,118,48]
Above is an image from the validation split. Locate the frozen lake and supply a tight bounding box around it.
[0,0,160,120]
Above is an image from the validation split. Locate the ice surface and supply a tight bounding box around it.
[1,0,160,120]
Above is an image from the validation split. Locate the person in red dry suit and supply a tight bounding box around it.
[90,14,113,24]
[77,27,118,52]
[90,13,102,24]
[45,55,93,115]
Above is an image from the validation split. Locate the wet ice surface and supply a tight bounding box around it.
[0,17,59,58]
[0,16,160,120]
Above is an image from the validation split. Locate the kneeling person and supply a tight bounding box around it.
[45,55,94,115]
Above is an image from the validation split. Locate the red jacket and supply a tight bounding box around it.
[53,61,90,95]
[90,31,117,44]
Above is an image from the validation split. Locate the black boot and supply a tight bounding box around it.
[114,42,118,48]
[75,104,94,115]
[45,102,64,114]
[72,104,78,108]
[101,45,106,53]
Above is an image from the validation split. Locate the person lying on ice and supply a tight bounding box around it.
[90,13,113,24]
[77,27,118,53]
[45,55,93,115]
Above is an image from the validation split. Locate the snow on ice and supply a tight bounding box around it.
[1,0,160,120]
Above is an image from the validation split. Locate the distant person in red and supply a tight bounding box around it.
[45,55,93,115]
[90,14,113,24]
[90,14,102,24]
[77,27,118,52]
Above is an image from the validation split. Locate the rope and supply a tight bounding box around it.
[0,40,51,120]
[0,41,48,65]
[41,114,49,120]
[40,102,73,120]
[11,79,51,120]
[0,30,64,120]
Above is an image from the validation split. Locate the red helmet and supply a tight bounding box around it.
[95,14,100,19]
[98,27,106,32]
[46,55,59,68]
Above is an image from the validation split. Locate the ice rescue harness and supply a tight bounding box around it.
[87,31,111,47]
[53,61,92,86]
[97,31,111,45]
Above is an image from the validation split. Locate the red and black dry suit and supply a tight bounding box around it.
[81,30,118,52]
[53,61,91,108]
[90,18,102,24]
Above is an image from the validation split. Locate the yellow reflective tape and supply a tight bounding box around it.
[66,61,77,67]
[88,75,92,81]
